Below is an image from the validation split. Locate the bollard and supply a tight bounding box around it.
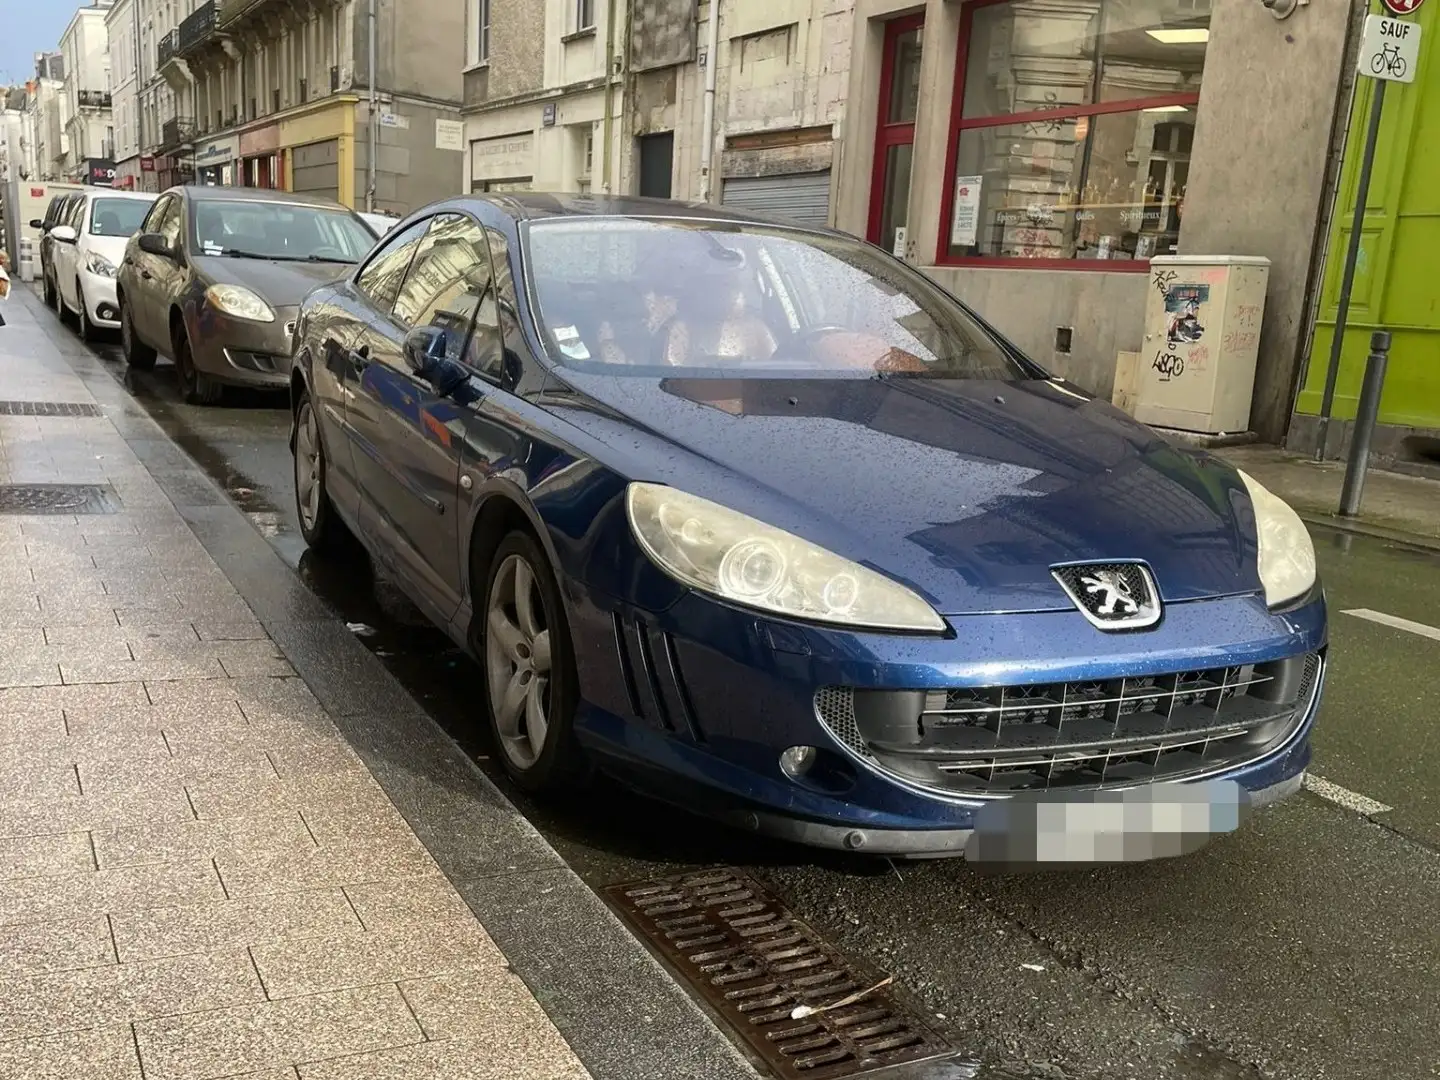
[1338,330,1391,518]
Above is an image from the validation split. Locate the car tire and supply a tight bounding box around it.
[479,530,586,793]
[120,298,157,370]
[75,282,95,342]
[174,327,223,406]
[292,389,350,552]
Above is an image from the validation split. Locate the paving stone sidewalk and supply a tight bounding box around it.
[0,293,591,1078]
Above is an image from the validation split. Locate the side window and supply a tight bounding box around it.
[43,197,65,226]
[141,195,172,236]
[68,199,87,229]
[484,226,520,371]
[392,214,501,377]
[354,218,430,315]
[154,198,183,246]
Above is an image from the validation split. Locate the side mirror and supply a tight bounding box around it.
[29,218,43,230]
[402,325,448,378]
[137,233,173,259]
[50,225,77,244]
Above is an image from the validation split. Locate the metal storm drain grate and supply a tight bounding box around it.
[607,868,953,1078]
[0,484,122,515]
[0,401,103,417]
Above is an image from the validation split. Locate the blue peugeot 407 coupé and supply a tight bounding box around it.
[287,195,1325,863]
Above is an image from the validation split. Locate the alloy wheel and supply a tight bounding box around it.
[294,401,323,532]
[485,554,553,770]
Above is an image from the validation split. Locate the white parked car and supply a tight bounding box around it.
[50,189,159,340]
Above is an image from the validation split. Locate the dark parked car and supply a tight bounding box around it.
[116,186,376,404]
[288,195,1326,864]
[31,191,84,310]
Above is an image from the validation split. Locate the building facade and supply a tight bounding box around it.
[154,0,465,211]
[60,1,117,184]
[108,0,143,187]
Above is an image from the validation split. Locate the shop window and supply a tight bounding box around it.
[938,0,1207,269]
[867,15,924,255]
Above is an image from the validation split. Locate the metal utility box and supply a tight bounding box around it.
[1134,254,1271,434]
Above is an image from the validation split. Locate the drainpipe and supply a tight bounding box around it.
[600,0,621,193]
[698,0,720,202]
[366,0,377,210]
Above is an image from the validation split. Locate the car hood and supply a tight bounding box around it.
[550,373,1261,616]
[191,255,354,307]
[85,234,131,266]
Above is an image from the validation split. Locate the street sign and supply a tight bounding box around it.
[377,112,410,130]
[1359,14,1420,83]
[1382,0,1424,15]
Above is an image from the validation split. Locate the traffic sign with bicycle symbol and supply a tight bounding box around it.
[1360,14,1421,84]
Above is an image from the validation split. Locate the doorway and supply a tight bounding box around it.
[638,132,674,199]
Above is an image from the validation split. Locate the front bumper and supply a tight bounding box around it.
[567,586,1327,859]
[81,270,120,326]
[189,303,297,388]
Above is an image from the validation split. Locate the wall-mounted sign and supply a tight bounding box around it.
[193,137,237,165]
[542,102,557,127]
[435,118,465,152]
[86,158,116,186]
[139,156,155,172]
[470,133,535,180]
[378,112,410,130]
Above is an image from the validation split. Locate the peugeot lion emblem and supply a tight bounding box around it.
[1051,562,1162,631]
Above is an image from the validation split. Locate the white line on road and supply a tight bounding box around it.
[1343,607,1440,643]
[1303,773,1393,816]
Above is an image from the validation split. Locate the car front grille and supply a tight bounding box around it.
[813,653,1322,796]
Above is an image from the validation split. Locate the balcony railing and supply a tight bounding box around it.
[160,115,195,151]
[177,0,219,55]
[157,28,179,68]
[77,89,111,109]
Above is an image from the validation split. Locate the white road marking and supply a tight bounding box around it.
[1343,607,1440,643]
[1303,773,1393,815]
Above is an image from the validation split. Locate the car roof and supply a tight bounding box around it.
[173,185,356,210]
[83,189,156,201]
[450,192,829,231]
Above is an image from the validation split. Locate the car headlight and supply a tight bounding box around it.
[625,482,946,633]
[83,250,117,277]
[205,284,275,323]
[1237,470,1316,608]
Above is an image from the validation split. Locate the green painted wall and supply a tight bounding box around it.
[1296,1,1440,430]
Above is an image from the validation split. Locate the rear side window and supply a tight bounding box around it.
[90,199,153,238]
[354,218,429,315]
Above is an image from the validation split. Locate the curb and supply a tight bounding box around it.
[20,287,760,1080]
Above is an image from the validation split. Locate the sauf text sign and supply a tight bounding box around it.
[1360,14,1421,83]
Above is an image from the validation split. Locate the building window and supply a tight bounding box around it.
[576,0,595,31]
[472,0,491,64]
[937,0,1208,269]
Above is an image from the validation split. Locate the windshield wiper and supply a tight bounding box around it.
[211,248,273,259]
[299,253,358,264]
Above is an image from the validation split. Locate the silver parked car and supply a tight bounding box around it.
[116,185,376,404]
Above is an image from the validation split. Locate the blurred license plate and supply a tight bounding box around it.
[964,780,1250,868]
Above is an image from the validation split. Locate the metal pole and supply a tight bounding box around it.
[366,0,377,212]
[1314,78,1386,462]
[1338,330,1391,517]
[697,0,721,202]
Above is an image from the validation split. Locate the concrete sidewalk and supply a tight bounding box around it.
[0,293,591,1077]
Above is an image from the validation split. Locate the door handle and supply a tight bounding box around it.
[348,345,371,376]
[141,270,152,280]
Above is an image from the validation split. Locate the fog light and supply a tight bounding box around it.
[96,304,117,321]
[780,745,818,779]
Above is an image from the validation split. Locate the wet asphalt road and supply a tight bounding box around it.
[75,327,1440,1080]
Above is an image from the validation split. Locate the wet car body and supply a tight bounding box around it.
[289,194,1326,861]
[116,186,373,403]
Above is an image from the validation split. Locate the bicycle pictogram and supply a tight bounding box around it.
[1371,40,1408,78]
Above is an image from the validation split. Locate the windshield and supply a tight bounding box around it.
[89,198,152,238]
[191,199,375,263]
[523,218,1032,379]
